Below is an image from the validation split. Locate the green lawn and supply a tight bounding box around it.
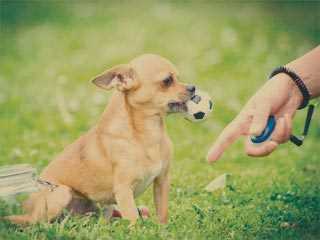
[0,1,320,239]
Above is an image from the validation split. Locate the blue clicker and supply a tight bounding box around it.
[250,116,276,144]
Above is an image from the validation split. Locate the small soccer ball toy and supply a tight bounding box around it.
[184,89,213,122]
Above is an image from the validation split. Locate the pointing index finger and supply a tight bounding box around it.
[207,116,249,163]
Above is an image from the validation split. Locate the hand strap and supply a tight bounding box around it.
[289,103,315,146]
[269,66,310,109]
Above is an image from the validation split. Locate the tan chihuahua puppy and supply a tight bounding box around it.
[5,54,195,225]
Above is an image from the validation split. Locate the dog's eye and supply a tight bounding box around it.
[162,76,174,87]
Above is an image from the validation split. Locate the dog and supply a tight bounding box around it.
[5,54,195,225]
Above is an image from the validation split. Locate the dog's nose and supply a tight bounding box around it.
[186,85,196,94]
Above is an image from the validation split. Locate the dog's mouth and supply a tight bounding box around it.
[167,101,188,113]
[167,90,195,114]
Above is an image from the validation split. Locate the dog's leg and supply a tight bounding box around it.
[153,172,169,224]
[67,196,97,215]
[114,184,138,225]
[5,185,73,225]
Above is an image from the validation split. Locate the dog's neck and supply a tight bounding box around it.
[97,91,165,144]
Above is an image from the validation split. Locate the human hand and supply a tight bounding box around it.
[207,73,302,162]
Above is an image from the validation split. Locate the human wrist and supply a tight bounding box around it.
[286,63,318,99]
[285,46,320,99]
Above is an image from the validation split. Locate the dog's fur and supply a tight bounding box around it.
[5,54,194,225]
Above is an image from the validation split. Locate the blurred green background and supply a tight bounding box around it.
[0,1,319,239]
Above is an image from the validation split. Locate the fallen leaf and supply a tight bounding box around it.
[205,173,231,192]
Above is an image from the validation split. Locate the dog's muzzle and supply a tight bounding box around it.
[167,85,195,113]
[167,101,188,113]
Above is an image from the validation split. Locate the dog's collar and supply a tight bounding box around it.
[37,179,59,192]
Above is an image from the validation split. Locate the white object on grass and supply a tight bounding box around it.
[184,89,213,122]
[204,173,231,192]
[0,164,39,197]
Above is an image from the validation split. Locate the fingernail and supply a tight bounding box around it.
[206,151,213,162]
[207,150,218,163]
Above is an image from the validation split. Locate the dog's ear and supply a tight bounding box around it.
[91,64,138,91]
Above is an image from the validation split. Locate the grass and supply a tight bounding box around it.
[0,1,320,239]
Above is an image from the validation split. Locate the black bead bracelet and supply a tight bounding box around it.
[269,66,310,109]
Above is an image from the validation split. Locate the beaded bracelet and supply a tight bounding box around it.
[269,66,310,109]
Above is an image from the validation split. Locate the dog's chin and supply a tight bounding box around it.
[167,101,188,113]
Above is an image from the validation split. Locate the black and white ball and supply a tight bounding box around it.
[184,89,213,122]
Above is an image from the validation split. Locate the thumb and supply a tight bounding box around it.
[249,104,271,136]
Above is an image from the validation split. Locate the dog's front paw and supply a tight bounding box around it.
[104,205,150,222]
[137,205,150,220]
